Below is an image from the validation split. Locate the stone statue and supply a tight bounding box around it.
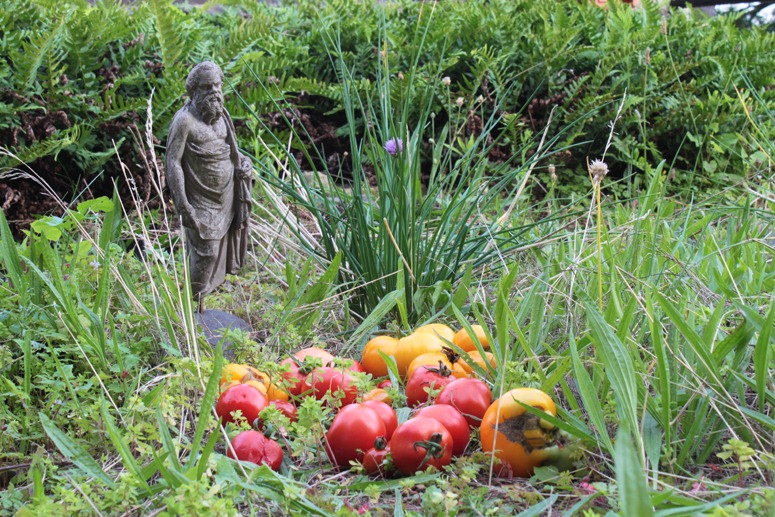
[166,61,252,312]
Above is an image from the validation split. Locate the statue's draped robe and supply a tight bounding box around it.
[177,106,250,298]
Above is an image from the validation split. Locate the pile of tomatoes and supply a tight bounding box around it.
[215,323,566,478]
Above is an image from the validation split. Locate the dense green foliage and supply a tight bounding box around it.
[1,0,774,229]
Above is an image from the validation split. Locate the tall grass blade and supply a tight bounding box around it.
[569,331,614,453]
[614,428,654,517]
[188,341,224,464]
[582,295,640,445]
[100,403,150,491]
[754,299,774,412]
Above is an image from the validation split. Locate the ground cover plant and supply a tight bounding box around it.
[1,0,774,515]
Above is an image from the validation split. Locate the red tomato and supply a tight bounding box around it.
[362,400,398,439]
[325,404,387,468]
[306,366,358,407]
[414,404,470,456]
[279,357,308,397]
[435,377,492,427]
[270,400,298,422]
[227,430,284,471]
[389,417,453,475]
[362,438,390,475]
[216,383,269,426]
[294,346,335,366]
[405,364,455,407]
[377,379,393,389]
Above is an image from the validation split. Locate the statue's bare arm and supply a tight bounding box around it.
[165,111,200,232]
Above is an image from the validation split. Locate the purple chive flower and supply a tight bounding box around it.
[384,138,403,156]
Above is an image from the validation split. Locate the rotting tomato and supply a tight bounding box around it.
[390,417,453,475]
[414,404,470,456]
[362,400,398,439]
[405,362,455,407]
[435,377,492,427]
[216,383,269,427]
[479,387,558,477]
[361,335,398,378]
[306,366,358,407]
[227,430,283,471]
[325,404,387,468]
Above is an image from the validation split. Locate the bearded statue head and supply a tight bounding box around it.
[186,61,225,124]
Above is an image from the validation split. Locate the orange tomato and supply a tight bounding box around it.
[452,325,490,352]
[458,351,497,376]
[479,388,558,477]
[250,370,290,402]
[414,323,455,343]
[393,332,444,378]
[361,335,399,378]
[362,388,393,404]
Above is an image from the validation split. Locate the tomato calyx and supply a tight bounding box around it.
[413,432,448,467]
[441,347,460,363]
[373,435,388,451]
[425,361,454,377]
[493,413,558,453]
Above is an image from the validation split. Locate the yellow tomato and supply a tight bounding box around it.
[452,325,490,352]
[414,323,455,343]
[220,363,252,386]
[479,388,557,477]
[220,379,267,396]
[361,335,399,378]
[406,352,453,381]
[393,332,444,378]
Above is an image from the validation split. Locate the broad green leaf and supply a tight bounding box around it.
[38,413,115,487]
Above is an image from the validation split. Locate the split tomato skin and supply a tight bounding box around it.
[227,430,284,471]
[405,364,455,407]
[414,404,470,456]
[479,387,558,477]
[435,377,493,427]
[362,400,398,439]
[306,366,359,407]
[389,417,453,475]
[216,383,269,427]
[325,404,387,468]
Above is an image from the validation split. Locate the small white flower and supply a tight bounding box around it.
[476,95,484,104]
[441,76,451,86]
[455,97,465,107]
[589,158,609,184]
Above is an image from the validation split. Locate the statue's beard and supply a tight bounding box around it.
[195,92,223,124]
